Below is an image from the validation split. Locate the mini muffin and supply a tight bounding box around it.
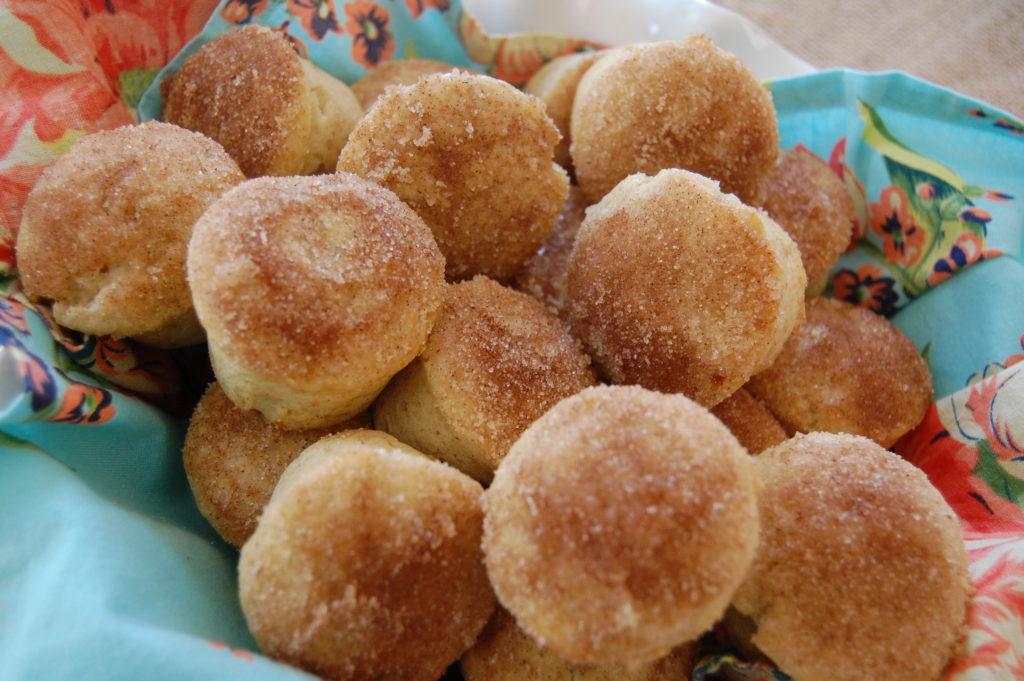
[351,58,467,111]
[337,71,569,281]
[374,276,595,483]
[460,607,696,681]
[524,51,603,170]
[730,432,970,681]
[182,382,373,547]
[746,297,933,447]
[239,431,495,681]
[760,148,854,295]
[568,168,805,407]
[162,24,363,177]
[710,388,788,455]
[570,36,779,205]
[16,121,244,347]
[187,173,445,429]
[512,185,589,322]
[484,385,760,666]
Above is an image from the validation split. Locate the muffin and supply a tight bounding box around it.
[162,24,363,177]
[187,172,445,429]
[16,121,244,347]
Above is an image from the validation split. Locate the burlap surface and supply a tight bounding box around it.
[715,0,1023,117]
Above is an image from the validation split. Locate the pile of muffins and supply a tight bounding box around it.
[15,25,969,681]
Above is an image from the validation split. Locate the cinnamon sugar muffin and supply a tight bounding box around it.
[337,71,568,281]
[760,148,854,295]
[239,430,495,681]
[460,607,696,681]
[484,385,760,666]
[351,58,468,111]
[730,432,969,681]
[568,168,805,407]
[746,297,933,447]
[182,382,373,547]
[710,388,788,454]
[374,276,595,483]
[162,24,363,177]
[187,172,445,429]
[16,121,244,347]
[570,36,779,205]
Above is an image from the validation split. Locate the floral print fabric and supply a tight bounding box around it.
[1,3,1023,680]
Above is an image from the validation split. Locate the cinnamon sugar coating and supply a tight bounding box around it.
[337,71,569,281]
[374,276,595,483]
[187,172,445,429]
[16,121,243,346]
[484,385,760,666]
[760,148,854,295]
[570,37,779,205]
[710,388,788,454]
[731,433,969,681]
[182,382,371,547]
[568,168,805,407]
[351,58,467,111]
[162,24,362,177]
[746,297,933,447]
[239,431,495,681]
[460,606,696,681]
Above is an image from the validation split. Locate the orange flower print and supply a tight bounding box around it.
[405,0,450,19]
[870,185,925,265]
[1,0,216,228]
[270,20,310,58]
[926,232,1003,286]
[287,0,343,41]
[947,537,1024,678]
[345,1,394,68]
[1,163,47,244]
[50,382,115,425]
[831,264,899,316]
[81,0,221,94]
[0,296,29,333]
[221,0,269,25]
[0,2,131,155]
[896,405,1024,534]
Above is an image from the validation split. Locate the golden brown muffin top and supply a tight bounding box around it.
[338,70,568,281]
[485,385,760,665]
[162,25,307,177]
[746,296,933,447]
[421,276,595,467]
[182,382,371,547]
[732,432,969,681]
[188,173,445,388]
[568,169,805,407]
[16,121,243,338]
[570,36,779,205]
[239,431,494,681]
[760,148,854,292]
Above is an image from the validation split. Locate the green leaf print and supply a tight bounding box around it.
[973,438,1024,507]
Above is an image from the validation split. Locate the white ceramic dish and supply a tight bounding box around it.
[463,0,815,79]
